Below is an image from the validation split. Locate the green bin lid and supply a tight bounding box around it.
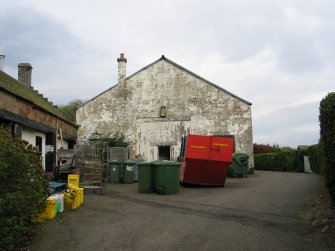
[124,160,136,164]
[152,160,180,166]
[108,160,122,164]
[137,161,153,166]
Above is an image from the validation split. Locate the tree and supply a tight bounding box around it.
[58,99,85,123]
[253,143,274,154]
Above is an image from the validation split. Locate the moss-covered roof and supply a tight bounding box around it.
[0,70,77,126]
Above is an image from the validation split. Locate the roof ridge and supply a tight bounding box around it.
[79,55,252,108]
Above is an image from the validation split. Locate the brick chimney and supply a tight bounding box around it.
[0,54,5,71]
[117,53,127,84]
[18,63,33,87]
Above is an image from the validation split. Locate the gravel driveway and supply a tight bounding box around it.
[29,171,330,250]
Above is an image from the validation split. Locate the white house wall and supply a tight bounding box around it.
[21,127,46,170]
[77,59,254,166]
[135,119,191,161]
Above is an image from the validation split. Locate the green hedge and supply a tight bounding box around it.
[320,92,335,202]
[0,127,48,250]
[254,150,301,172]
[307,144,326,174]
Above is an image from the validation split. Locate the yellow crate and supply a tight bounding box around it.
[64,194,74,210]
[43,197,57,220]
[64,184,82,209]
[31,214,44,223]
[68,174,79,187]
[65,184,79,199]
[79,188,84,205]
[72,195,80,209]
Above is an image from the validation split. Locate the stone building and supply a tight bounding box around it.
[0,54,78,171]
[76,54,253,167]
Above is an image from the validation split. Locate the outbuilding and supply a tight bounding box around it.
[0,55,78,171]
[76,54,253,167]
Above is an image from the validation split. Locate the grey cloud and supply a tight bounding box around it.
[1,0,333,147]
[254,100,320,146]
[0,3,84,70]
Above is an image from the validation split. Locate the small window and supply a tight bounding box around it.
[160,106,166,117]
[35,136,42,153]
[158,146,170,160]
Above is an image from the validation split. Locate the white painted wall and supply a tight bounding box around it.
[77,59,254,166]
[21,127,46,170]
[135,119,190,161]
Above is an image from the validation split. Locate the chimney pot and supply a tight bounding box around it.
[117,53,127,63]
[0,54,5,71]
[117,53,127,83]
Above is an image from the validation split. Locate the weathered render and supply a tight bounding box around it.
[77,55,253,167]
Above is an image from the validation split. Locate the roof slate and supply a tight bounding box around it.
[0,70,77,126]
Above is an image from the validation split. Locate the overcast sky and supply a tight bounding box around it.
[1,0,334,147]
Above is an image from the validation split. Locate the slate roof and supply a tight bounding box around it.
[0,70,77,126]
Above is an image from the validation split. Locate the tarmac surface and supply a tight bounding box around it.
[29,171,330,250]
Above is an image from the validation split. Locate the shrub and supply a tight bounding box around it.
[319,92,335,202]
[0,126,48,250]
[254,149,298,172]
[307,144,320,173]
[92,132,132,148]
[307,144,326,174]
[254,153,276,171]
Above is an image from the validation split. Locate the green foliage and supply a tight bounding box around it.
[254,153,276,171]
[307,144,326,174]
[253,143,294,154]
[58,99,85,123]
[307,144,319,173]
[93,132,132,148]
[0,127,48,250]
[254,149,301,172]
[319,92,335,202]
[253,143,274,154]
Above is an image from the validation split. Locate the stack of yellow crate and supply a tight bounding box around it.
[64,174,84,209]
[43,197,57,219]
[31,196,57,222]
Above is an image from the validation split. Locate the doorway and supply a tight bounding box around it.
[158,146,170,160]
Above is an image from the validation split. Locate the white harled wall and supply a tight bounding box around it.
[77,59,253,167]
[21,127,46,170]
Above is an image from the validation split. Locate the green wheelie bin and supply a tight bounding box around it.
[123,160,135,183]
[138,162,154,193]
[229,153,249,177]
[109,160,122,183]
[153,161,180,195]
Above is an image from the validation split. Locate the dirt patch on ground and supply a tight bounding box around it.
[302,190,335,250]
